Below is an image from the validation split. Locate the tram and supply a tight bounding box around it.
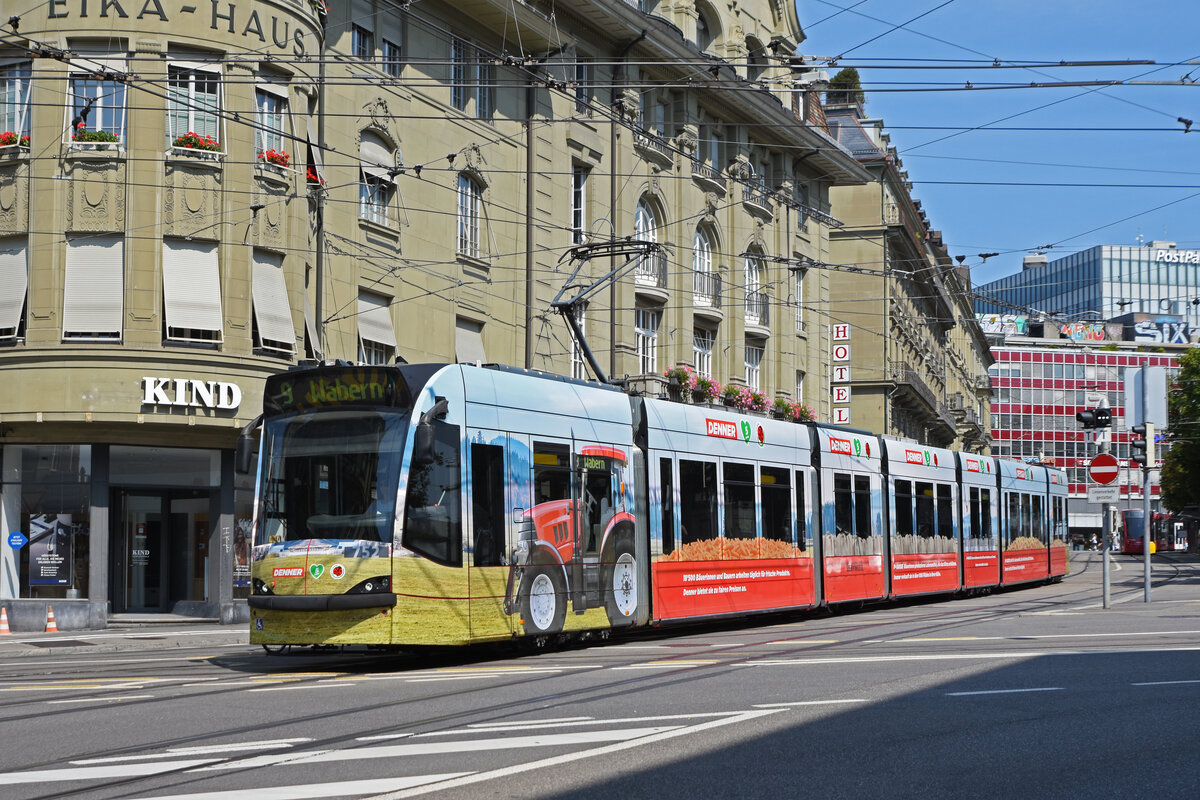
[242,362,1069,648]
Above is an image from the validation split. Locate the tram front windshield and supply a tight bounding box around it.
[257,409,408,545]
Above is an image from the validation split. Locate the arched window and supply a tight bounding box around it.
[745,252,766,326]
[635,198,665,287]
[359,130,395,225]
[635,198,658,242]
[693,226,716,306]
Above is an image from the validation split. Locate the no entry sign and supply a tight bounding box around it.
[1087,453,1120,485]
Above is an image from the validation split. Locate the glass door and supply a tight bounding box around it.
[114,492,166,612]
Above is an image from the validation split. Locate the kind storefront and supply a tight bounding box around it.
[0,375,258,630]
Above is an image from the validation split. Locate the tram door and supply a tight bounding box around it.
[467,432,516,639]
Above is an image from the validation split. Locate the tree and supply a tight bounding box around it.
[1160,348,1200,514]
[826,67,865,107]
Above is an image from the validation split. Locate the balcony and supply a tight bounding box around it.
[691,158,726,194]
[741,180,774,220]
[693,269,722,311]
[634,129,674,168]
[634,249,668,290]
[744,289,770,329]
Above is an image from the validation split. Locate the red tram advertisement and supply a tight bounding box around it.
[240,362,1070,650]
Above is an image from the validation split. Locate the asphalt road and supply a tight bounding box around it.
[1,551,1197,800]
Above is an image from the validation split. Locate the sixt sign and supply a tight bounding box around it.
[1132,319,1193,344]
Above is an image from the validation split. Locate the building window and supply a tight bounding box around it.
[457,172,483,258]
[353,25,374,60]
[63,234,123,341]
[455,317,486,364]
[254,85,288,157]
[574,59,592,115]
[69,68,127,148]
[451,38,492,119]
[570,303,588,380]
[795,370,805,407]
[693,326,714,377]
[382,39,402,77]
[166,65,220,150]
[745,339,763,390]
[572,165,589,244]
[745,253,765,326]
[162,238,222,344]
[359,130,395,226]
[0,62,31,144]
[357,291,397,364]
[693,226,715,305]
[636,306,660,375]
[794,267,805,331]
[451,38,469,111]
[0,237,28,341]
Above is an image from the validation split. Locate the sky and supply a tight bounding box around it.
[795,0,1200,287]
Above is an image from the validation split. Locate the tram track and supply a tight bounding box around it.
[7,562,1198,799]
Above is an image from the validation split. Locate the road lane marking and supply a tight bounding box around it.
[946,687,1063,696]
[467,717,593,728]
[1131,679,1200,686]
[404,712,745,738]
[249,683,359,692]
[364,708,786,799]
[754,699,869,708]
[0,759,220,784]
[73,740,314,763]
[195,727,683,772]
[133,774,473,800]
[48,694,155,704]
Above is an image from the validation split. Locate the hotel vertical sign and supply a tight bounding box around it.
[831,324,851,425]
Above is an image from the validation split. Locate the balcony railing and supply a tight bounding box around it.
[745,289,770,327]
[693,269,722,309]
[634,129,674,164]
[634,250,668,289]
[742,180,773,218]
[691,158,726,191]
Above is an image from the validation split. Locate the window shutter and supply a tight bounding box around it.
[162,239,223,341]
[62,235,123,339]
[251,250,295,353]
[357,291,396,348]
[0,237,27,337]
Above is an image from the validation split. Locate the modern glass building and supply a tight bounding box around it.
[976,242,1200,332]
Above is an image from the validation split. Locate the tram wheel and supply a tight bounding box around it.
[262,644,291,656]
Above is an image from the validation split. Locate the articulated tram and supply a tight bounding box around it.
[243,362,1069,648]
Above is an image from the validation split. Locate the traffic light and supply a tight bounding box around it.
[1076,408,1112,429]
[1130,423,1155,468]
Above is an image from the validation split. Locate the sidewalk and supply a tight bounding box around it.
[0,618,250,658]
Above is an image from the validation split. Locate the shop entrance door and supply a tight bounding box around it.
[111,490,212,613]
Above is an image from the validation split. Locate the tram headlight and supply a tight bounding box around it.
[348,575,392,594]
[252,578,273,595]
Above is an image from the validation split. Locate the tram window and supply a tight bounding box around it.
[402,420,462,567]
[1007,493,1021,545]
[914,481,934,538]
[834,473,853,536]
[936,484,953,541]
[1020,493,1032,540]
[761,466,791,543]
[854,476,872,539]
[660,458,675,555]
[532,442,571,505]
[968,488,981,550]
[894,479,913,537]
[1032,495,1045,543]
[794,470,807,551]
[679,459,717,545]
[470,443,504,567]
[979,488,992,544]
[724,461,756,539]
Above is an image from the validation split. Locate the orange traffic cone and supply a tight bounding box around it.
[0,607,11,635]
[44,605,58,633]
